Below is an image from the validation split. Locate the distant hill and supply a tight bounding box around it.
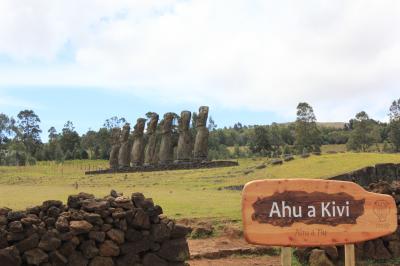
[317,122,346,129]
[278,122,345,129]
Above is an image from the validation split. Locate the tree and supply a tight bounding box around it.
[0,113,15,149]
[294,102,321,153]
[347,111,379,151]
[80,149,89,159]
[5,140,29,166]
[389,99,400,151]
[81,130,98,159]
[96,128,112,159]
[39,127,60,161]
[382,140,392,153]
[280,125,295,145]
[60,121,80,156]
[208,116,217,131]
[54,143,64,163]
[48,127,58,142]
[282,144,291,155]
[233,144,241,158]
[249,126,271,155]
[103,116,126,130]
[270,123,283,153]
[216,130,227,145]
[233,122,243,131]
[16,110,42,155]
[325,130,349,144]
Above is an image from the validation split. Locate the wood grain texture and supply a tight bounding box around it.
[242,179,397,247]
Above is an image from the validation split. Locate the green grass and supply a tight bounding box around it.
[360,258,400,265]
[226,144,348,154]
[321,144,347,153]
[0,153,399,220]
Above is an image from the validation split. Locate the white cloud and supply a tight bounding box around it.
[0,0,399,121]
[0,94,41,110]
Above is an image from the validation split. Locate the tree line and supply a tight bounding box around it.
[0,113,127,165]
[1,99,400,165]
[209,99,400,159]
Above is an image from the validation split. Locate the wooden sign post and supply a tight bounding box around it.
[242,179,397,265]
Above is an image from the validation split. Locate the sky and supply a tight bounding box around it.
[0,0,399,140]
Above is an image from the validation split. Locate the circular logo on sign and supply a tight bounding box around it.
[373,200,390,222]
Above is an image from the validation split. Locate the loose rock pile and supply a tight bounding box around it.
[295,163,400,265]
[0,190,191,266]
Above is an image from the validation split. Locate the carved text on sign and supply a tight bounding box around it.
[252,191,365,227]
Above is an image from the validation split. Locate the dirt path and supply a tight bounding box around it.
[187,236,280,265]
[189,236,277,258]
[189,256,281,266]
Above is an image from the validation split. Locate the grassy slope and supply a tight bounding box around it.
[227,144,348,154]
[320,144,347,153]
[0,153,399,220]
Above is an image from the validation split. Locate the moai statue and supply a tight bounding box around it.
[158,112,175,165]
[176,111,192,163]
[193,106,209,162]
[144,113,159,166]
[130,118,146,166]
[109,127,121,169]
[118,123,131,169]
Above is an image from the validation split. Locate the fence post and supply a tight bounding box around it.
[345,244,355,266]
[281,247,291,266]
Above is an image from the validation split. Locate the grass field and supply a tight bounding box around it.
[320,144,347,153]
[227,144,348,154]
[0,152,399,221]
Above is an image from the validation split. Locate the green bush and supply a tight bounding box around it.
[64,150,73,160]
[5,150,27,166]
[26,154,37,165]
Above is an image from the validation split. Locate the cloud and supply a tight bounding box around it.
[0,94,41,110]
[0,0,399,122]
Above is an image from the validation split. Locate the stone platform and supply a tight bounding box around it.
[85,160,239,175]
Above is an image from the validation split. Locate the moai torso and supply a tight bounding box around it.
[130,118,146,166]
[176,111,192,162]
[109,127,121,169]
[158,113,174,165]
[118,123,131,168]
[194,106,209,162]
[144,113,159,166]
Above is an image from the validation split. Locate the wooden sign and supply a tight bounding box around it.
[242,179,397,247]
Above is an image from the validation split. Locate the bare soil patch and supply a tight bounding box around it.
[189,256,281,266]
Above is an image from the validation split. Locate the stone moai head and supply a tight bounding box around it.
[196,106,209,128]
[120,123,130,141]
[146,113,159,134]
[162,112,175,133]
[134,118,146,134]
[111,127,121,144]
[178,111,191,131]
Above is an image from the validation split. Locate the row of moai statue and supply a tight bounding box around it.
[109,106,209,169]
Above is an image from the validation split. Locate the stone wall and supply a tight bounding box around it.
[295,163,400,265]
[0,191,191,266]
[328,163,400,186]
